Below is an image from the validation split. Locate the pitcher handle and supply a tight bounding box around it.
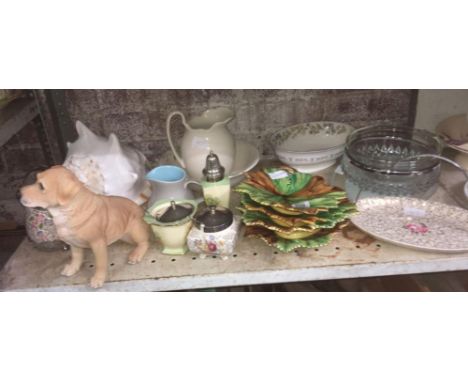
[184,180,204,205]
[184,179,202,188]
[166,111,186,168]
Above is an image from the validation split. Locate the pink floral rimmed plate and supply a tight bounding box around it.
[351,197,468,253]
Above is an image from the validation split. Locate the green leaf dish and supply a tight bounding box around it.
[239,196,356,230]
[235,183,349,215]
[263,167,312,195]
[239,209,322,235]
[237,166,356,252]
[245,226,333,252]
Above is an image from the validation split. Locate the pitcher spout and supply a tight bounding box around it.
[188,107,234,130]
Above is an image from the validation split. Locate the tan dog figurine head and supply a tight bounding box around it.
[20,166,82,209]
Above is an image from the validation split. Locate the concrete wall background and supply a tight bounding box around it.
[414,89,468,132]
[0,89,416,224]
[64,90,415,166]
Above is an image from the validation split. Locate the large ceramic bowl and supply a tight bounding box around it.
[229,140,260,185]
[270,121,354,173]
[155,140,259,187]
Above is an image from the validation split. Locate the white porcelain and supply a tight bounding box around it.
[145,165,194,206]
[64,121,150,205]
[166,107,236,181]
[187,216,241,260]
[352,197,468,253]
[270,121,354,173]
[229,140,260,185]
[290,161,339,174]
[154,139,259,186]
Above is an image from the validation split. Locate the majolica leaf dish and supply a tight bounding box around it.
[239,209,322,237]
[235,166,356,252]
[240,194,355,229]
[244,166,337,197]
[244,226,343,252]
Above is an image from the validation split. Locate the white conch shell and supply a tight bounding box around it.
[63,121,149,204]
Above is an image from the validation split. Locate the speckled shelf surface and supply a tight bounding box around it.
[2,160,468,291]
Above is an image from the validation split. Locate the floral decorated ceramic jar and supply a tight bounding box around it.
[187,205,240,260]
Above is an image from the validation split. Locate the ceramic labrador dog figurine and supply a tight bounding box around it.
[20,166,150,288]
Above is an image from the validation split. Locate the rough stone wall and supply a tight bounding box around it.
[0,119,49,223]
[0,89,415,224]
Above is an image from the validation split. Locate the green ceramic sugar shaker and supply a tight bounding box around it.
[201,151,231,208]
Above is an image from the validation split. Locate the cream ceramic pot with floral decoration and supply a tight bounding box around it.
[187,206,240,260]
[166,107,236,181]
[187,217,240,260]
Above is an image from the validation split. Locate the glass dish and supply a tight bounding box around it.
[342,127,443,199]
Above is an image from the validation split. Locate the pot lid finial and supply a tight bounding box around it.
[158,200,194,223]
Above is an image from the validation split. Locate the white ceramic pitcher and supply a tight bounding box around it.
[166,107,236,181]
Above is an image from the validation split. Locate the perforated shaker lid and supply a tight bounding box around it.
[202,151,225,182]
